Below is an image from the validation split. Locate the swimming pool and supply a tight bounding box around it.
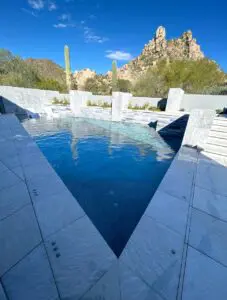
[23,117,180,256]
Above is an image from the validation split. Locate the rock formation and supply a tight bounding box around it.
[117,26,204,81]
[74,26,205,85]
[73,68,96,90]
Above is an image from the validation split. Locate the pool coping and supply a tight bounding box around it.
[1,114,227,299]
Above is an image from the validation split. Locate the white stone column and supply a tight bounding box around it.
[70,91,92,116]
[182,109,216,149]
[111,92,132,122]
[166,88,184,112]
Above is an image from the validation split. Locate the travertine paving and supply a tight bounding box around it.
[1,114,227,299]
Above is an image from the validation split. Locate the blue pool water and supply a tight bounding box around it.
[23,117,180,256]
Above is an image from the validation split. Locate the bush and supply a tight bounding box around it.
[52,97,69,105]
[36,79,67,92]
[84,75,111,95]
[133,59,226,97]
[87,100,111,108]
[128,102,161,111]
[117,79,132,93]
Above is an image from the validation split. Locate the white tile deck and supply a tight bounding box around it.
[182,247,227,300]
[121,216,184,300]
[1,114,227,299]
[196,161,227,197]
[34,190,85,238]
[189,208,227,266]
[0,181,31,220]
[45,216,117,300]
[0,204,42,276]
[145,190,188,236]
[193,186,227,222]
[0,168,22,192]
[119,261,164,300]
[2,245,59,300]
[81,262,120,300]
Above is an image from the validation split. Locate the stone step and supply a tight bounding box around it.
[205,144,227,157]
[207,137,227,147]
[209,130,227,139]
[213,119,227,127]
[211,125,227,133]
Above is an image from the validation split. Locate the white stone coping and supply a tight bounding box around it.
[1,114,227,299]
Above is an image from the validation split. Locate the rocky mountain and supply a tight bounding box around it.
[25,58,66,85]
[74,26,205,86]
[117,26,204,81]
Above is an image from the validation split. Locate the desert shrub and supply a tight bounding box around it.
[87,100,111,108]
[52,97,69,105]
[36,79,67,92]
[84,75,111,95]
[117,79,132,93]
[203,85,227,95]
[133,59,226,97]
[128,102,160,111]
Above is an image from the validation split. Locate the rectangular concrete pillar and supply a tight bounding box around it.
[70,91,92,116]
[182,109,216,149]
[166,88,184,112]
[111,92,132,122]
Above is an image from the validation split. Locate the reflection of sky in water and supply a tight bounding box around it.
[23,117,180,256]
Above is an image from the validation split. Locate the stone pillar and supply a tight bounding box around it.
[182,109,216,149]
[111,92,132,122]
[166,88,184,112]
[70,91,92,116]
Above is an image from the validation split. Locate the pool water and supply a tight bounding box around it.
[23,117,180,256]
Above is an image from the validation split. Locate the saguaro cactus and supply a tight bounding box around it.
[112,60,118,92]
[64,45,72,91]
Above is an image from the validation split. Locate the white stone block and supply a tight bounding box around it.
[112,92,132,121]
[70,91,92,116]
[166,88,184,112]
[182,109,216,149]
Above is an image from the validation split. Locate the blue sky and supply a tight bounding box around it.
[1,0,227,73]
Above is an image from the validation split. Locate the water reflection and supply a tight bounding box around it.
[23,116,180,256]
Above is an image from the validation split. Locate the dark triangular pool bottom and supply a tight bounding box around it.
[72,180,157,257]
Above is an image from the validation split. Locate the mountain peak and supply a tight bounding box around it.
[118,26,204,81]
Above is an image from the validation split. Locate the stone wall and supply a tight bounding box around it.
[0,86,66,114]
[181,94,227,112]
[0,86,164,115]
